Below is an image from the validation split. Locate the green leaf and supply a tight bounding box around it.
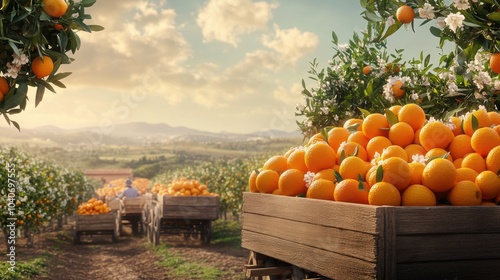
[357,174,366,191]
[379,21,402,41]
[471,114,479,132]
[1,0,10,11]
[11,120,20,131]
[384,108,398,125]
[35,84,45,107]
[80,0,97,7]
[346,123,361,133]
[321,128,329,142]
[375,165,384,183]
[358,107,371,117]
[50,79,66,88]
[334,170,343,183]
[36,80,56,93]
[429,26,442,37]
[88,25,105,32]
[488,12,500,22]
[50,72,72,81]
[340,150,346,163]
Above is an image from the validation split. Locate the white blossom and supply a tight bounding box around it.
[419,3,435,19]
[452,0,470,10]
[321,107,330,115]
[436,17,446,29]
[473,71,492,91]
[303,171,316,188]
[338,43,348,52]
[411,154,427,164]
[386,15,395,26]
[444,13,465,33]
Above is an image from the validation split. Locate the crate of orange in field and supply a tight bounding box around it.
[73,198,120,244]
[243,103,500,279]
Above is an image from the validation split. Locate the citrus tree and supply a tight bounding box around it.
[0,0,103,129]
[0,146,98,247]
[296,19,500,137]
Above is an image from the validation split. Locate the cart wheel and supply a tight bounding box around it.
[112,230,118,243]
[200,221,212,244]
[152,206,161,247]
[115,210,122,237]
[73,230,81,245]
[141,205,149,236]
[147,206,154,243]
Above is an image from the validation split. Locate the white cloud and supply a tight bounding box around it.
[196,0,278,46]
[262,25,319,65]
[273,83,303,105]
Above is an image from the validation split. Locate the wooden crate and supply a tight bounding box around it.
[108,200,121,212]
[123,197,145,214]
[157,195,219,220]
[75,212,117,232]
[241,192,500,280]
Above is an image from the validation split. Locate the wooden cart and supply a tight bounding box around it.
[121,197,145,235]
[144,194,219,246]
[73,211,121,244]
[242,192,500,280]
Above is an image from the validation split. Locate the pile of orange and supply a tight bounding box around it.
[151,177,218,197]
[95,178,150,199]
[248,103,500,207]
[76,198,110,215]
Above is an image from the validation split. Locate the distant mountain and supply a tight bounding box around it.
[0,122,302,147]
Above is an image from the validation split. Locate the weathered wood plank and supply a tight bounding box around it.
[394,206,500,234]
[243,193,381,234]
[75,213,116,231]
[378,206,396,280]
[159,195,219,206]
[162,206,218,219]
[396,233,500,263]
[243,212,378,262]
[242,229,378,280]
[397,259,500,280]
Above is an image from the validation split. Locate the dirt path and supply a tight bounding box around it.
[2,222,249,280]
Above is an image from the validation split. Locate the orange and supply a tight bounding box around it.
[391,80,406,98]
[463,110,491,136]
[396,5,415,23]
[388,122,414,148]
[362,113,390,139]
[366,136,392,161]
[388,105,402,116]
[481,201,497,206]
[272,188,284,195]
[380,157,412,192]
[475,170,500,200]
[422,158,457,193]
[487,111,500,126]
[347,131,369,149]
[0,77,9,95]
[283,147,296,158]
[449,116,463,136]
[336,141,368,164]
[343,118,363,131]
[486,146,500,174]
[495,124,500,136]
[305,141,336,172]
[461,152,486,173]
[449,134,473,160]
[381,145,408,161]
[471,127,500,157]
[306,179,335,200]
[278,169,306,196]
[413,128,421,145]
[363,65,372,75]
[398,103,426,132]
[328,127,351,151]
[405,144,426,162]
[419,121,454,151]
[401,184,436,206]
[313,168,336,182]
[248,170,259,192]
[408,161,425,185]
[490,52,500,74]
[456,167,479,183]
[425,147,452,162]
[453,158,464,168]
[287,148,308,173]
[447,181,482,206]
[42,0,68,18]
[31,55,54,78]
[339,156,368,180]
[255,169,279,193]
[368,182,401,206]
[263,155,288,174]
[334,179,369,204]
[307,132,326,146]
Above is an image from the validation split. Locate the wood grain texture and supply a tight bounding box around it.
[243,193,381,234]
[75,213,116,231]
[158,195,219,220]
[396,259,500,280]
[242,229,378,280]
[243,212,378,262]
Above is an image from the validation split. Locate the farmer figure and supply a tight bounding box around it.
[118,178,140,235]
[118,179,139,199]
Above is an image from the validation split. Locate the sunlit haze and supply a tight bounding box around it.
[0,0,445,134]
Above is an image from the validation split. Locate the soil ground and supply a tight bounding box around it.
[1,221,249,280]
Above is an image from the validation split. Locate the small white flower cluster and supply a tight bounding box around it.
[303,171,316,188]
[382,76,413,103]
[5,53,29,79]
[416,1,477,33]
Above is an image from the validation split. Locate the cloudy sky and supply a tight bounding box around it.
[1,0,442,134]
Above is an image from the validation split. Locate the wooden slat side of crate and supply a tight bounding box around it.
[123,197,145,214]
[108,200,121,212]
[75,213,117,231]
[241,193,394,279]
[158,195,219,220]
